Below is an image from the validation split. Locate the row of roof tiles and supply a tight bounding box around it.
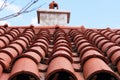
[0,25,120,80]
[69,29,119,80]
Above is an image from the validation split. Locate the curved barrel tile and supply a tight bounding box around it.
[84,30,93,39]
[5,34,14,42]
[104,32,113,38]
[18,37,29,45]
[33,42,47,49]
[107,33,115,40]
[83,58,119,80]
[79,46,101,58]
[0,52,12,70]
[0,73,9,80]
[0,65,3,77]
[92,34,101,44]
[55,46,71,53]
[99,29,120,44]
[24,30,34,37]
[77,43,92,53]
[54,42,71,50]
[117,61,120,74]
[94,37,105,45]
[0,26,8,35]
[106,45,120,59]
[75,39,88,49]
[111,35,120,42]
[9,31,19,38]
[101,42,115,53]
[97,39,109,48]
[9,43,23,55]
[81,50,107,65]
[23,51,42,64]
[37,38,49,44]
[55,39,68,44]
[74,37,86,45]
[75,72,84,80]
[30,46,46,58]
[73,34,83,42]
[98,29,107,34]
[9,58,40,80]
[0,40,6,48]
[89,33,98,42]
[115,38,120,44]
[2,47,19,58]
[0,36,10,44]
[68,29,76,36]
[46,57,77,80]
[14,39,28,49]
[111,50,120,65]
[51,50,73,63]
[115,30,120,34]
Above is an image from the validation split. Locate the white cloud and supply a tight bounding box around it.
[31,17,38,25]
[0,0,4,6]
[0,21,10,25]
[6,3,21,12]
[0,0,21,12]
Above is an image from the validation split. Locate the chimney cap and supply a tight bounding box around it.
[49,1,59,9]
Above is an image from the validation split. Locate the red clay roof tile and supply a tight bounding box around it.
[0,26,8,35]
[72,63,81,72]
[9,58,40,80]
[106,45,120,59]
[117,61,120,74]
[111,50,120,65]
[38,63,48,72]
[46,57,77,80]
[2,47,19,58]
[83,58,119,80]
[75,72,84,80]
[80,50,107,65]
[0,26,120,80]
[0,73,9,80]
[0,52,12,70]
[23,51,42,64]
[0,64,3,76]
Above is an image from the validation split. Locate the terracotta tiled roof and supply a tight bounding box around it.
[0,25,120,80]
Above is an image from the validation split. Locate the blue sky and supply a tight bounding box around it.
[0,0,120,28]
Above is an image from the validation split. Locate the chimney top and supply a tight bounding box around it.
[49,1,59,9]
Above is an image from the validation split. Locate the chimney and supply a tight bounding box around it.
[37,1,70,26]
